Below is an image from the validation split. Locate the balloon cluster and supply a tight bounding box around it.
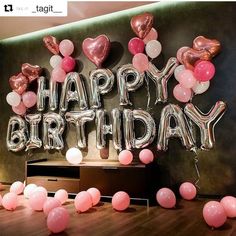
[174,36,221,102]
[6,63,42,115]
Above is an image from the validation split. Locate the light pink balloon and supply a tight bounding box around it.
[51,67,66,83]
[74,191,92,213]
[132,53,149,73]
[87,188,101,206]
[156,188,176,209]
[54,189,68,204]
[143,28,158,44]
[220,196,236,218]
[12,102,26,116]
[22,91,37,108]
[61,56,76,73]
[29,190,47,211]
[128,37,145,55]
[10,181,25,195]
[2,192,18,211]
[59,39,74,57]
[173,84,192,103]
[24,184,37,199]
[176,46,190,64]
[43,197,62,216]
[139,149,154,164]
[178,69,197,89]
[203,201,227,228]
[34,186,48,198]
[179,182,197,200]
[112,191,130,211]
[47,207,69,234]
[118,150,133,165]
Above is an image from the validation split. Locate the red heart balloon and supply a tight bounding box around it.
[82,35,110,68]
[9,73,29,95]
[130,13,154,39]
[43,35,59,55]
[21,63,42,83]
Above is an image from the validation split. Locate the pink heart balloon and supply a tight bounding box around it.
[82,35,110,68]
[9,73,29,95]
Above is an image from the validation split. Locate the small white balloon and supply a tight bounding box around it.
[6,91,21,106]
[174,65,185,81]
[24,184,37,199]
[50,55,62,68]
[192,81,210,94]
[145,40,162,59]
[66,147,83,165]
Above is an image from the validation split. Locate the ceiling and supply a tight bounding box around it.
[0,2,153,40]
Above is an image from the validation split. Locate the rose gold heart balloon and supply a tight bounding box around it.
[21,63,42,83]
[43,35,59,55]
[130,13,154,39]
[193,36,221,57]
[82,35,110,68]
[9,73,29,95]
[182,48,212,70]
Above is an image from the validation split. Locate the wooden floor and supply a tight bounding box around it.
[1,186,236,236]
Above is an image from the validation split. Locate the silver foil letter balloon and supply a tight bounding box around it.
[6,116,28,152]
[90,68,114,109]
[184,101,226,150]
[117,64,144,106]
[43,112,65,150]
[157,104,195,151]
[146,57,178,103]
[60,72,88,113]
[111,108,122,151]
[65,110,95,149]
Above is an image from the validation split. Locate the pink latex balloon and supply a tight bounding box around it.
[43,197,62,216]
[34,186,48,198]
[176,46,190,64]
[24,184,37,199]
[132,53,149,73]
[22,91,37,108]
[203,201,227,228]
[112,191,130,211]
[179,182,197,200]
[143,28,158,44]
[118,150,133,165]
[12,102,26,116]
[47,207,69,234]
[74,191,92,213]
[87,187,101,206]
[173,84,192,103]
[178,69,197,89]
[220,196,236,218]
[194,61,215,82]
[2,192,18,211]
[128,37,145,55]
[61,56,76,73]
[10,181,25,195]
[54,189,68,204]
[59,39,74,57]
[29,190,47,211]
[139,149,154,164]
[51,67,66,83]
[156,188,176,209]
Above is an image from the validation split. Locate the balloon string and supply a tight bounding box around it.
[144,74,151,111]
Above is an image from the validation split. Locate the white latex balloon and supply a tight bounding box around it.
[192,81,210,94]
[50,55,62,68]
[66,148,83,165]
[24,184,37,199]
[174,65,185,81]
[145,40,162,59]
[6,91,21,106]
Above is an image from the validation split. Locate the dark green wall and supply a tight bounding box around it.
[1,2,236,195]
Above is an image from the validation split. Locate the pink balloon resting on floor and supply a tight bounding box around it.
[74,191,92,213]
[156,188,176,209]
[43,197,61,216]
[24,184,37,199]
[220,196,236,218]
[2,192,18,211]
[179,182,197,200]
[112,191,130,211]
[54,189,68,204]
[118,150,133,165]
[87,187,101,206]
[10,181,25,195]
[28,190,47,211]
[139,149,154,164]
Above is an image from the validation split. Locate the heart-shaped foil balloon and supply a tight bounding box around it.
[9,73,29,95]
[193,36,221,57]
[130,13,154,39]
[182,48,212,70]
[82,35,111,68]
[43,35,59,55]
[21,63,42,83]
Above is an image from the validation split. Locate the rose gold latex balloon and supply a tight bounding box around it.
[9,73,29,95]
[193,36,221,57]
[130,12,153,39]
[21,63,42,83]
[182,48,212,70]
[43,35,60,55]
[82,34,110,68]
